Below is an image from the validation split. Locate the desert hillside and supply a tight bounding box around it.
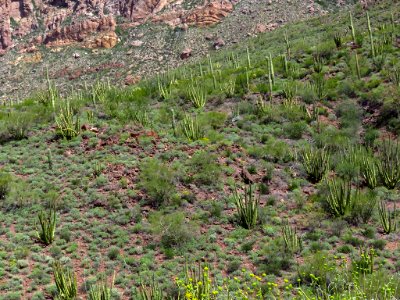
[0,0,364,101]
[0,0,399,299]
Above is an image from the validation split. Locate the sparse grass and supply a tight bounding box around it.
[0,1,399,299]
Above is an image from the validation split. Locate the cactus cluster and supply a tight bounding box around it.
[181,114,203,141]
[301,147,330,183]
[377,140,400,189]
[326,178,353,217]
[378,201,397,234]
[234,184,260,229]
[55,101,81,140]
[188,82,207,109]
[36,209,56,245]
[53,261,77,300]
[282,222,302,254]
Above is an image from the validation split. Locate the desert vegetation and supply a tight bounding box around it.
[0,1,399,299]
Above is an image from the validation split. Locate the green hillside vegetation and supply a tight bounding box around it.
[0,1,399,299]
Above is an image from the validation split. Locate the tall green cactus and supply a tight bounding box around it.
[361,156,378,189]
[234,184,259,229]
[367,12,376,57]
[170,108,177,137]
[157,76,172,100]
[137,277,164,300]
[282,80,298,108]
[36,209,56,245]
[267,68,273,101]
[333,32,343,49]
[326,178,353,217]
[284,30,291,59]
[378,201,397,234]
[55,100,80,140]
[181,114,203,141]
[268,53,275,85]
[88,275,114,300]
[53,261,77,300]
[47,148,53,170]
[301,147,330,183]
[281,54,289,77]
[188,82,207,109]
[246,47,251,68]
[376,140,400,189]
[282,222,302,254]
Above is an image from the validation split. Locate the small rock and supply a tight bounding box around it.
[205,33,214,41]
[124,75,141,85]
[131,40,143,47]
[180,48,192,59]
[213,37,225,49]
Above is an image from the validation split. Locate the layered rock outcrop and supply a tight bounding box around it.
[0,0,373,55]
[184,0,233,27]
[43,15,117,47]
[0,0,238,55]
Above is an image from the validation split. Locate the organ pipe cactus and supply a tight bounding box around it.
[36,208,56,245]
[181,114,203,141]
[301,147,330,183]
[53,261,77,300]
[282,222,302,254]
[234,184,259,229]
[326,178,353,217]
[378,201,397,234]
[55,101,80,140]
[376,140,400,189]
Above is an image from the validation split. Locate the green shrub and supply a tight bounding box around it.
[352,247,375,275]
[297,251,336,288]
[227,260,241,273]
[264,138,292,163]
[149,211,197,249]
[139,158,176,207]
[200,111,227,129]
[0,112,34,142]
[349,189,377,225]
[285,121,307,139]
[188,151,221,186]
[107,246,120,260]
[259,240,292,276]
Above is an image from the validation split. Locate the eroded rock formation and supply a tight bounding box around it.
[0,0,239,54]
[0,0,374,55]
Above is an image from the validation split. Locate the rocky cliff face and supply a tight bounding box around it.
[0,0,240,54]
[0,0,378,101]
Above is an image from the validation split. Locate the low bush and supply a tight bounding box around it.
[139,158,176,207]
[149,211,197,249]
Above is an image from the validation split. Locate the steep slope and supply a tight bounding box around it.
[0,0,398,299]
[0,0,362,101]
